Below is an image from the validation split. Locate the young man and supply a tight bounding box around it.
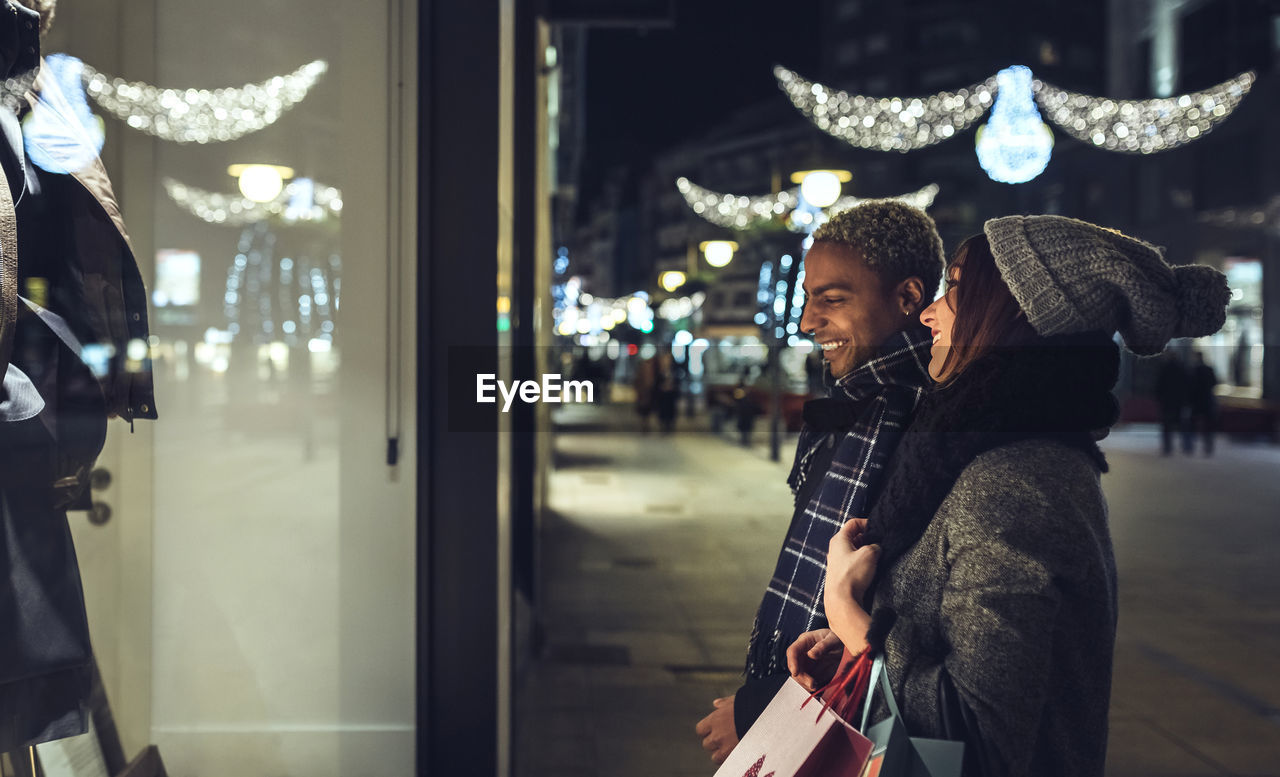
[696,201,944,763]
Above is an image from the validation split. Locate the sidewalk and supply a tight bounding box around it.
[515,403,1280,777]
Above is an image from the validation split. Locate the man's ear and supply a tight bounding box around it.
[898,277,925,315]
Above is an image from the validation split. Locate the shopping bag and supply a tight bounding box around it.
[713,677,874,777]
[857,656,964,777]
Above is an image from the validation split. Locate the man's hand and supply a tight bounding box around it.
[787,628,844,691]
[695,695,739,764]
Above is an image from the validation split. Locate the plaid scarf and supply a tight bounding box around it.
[744,327,931,679]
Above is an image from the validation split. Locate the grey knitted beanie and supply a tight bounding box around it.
[983,215,1230,355]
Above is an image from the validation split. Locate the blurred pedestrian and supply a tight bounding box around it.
[654,353,681,433]
[789,217,1229,777]
[633,355,656,432]
[1154,350,1187,455]
[1231,328,1249,387]
[1186,350,1219,456]
[732,376,758,447]
[697,201,944,764]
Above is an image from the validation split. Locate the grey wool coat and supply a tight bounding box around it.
[871,439,1117,777]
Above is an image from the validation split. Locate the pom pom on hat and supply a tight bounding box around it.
[1172,264,1230,339]
[983,215,1230,355]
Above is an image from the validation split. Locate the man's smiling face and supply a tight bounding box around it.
[799,241,910,379]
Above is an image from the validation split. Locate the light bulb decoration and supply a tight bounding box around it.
[21,54,106,175]
[776,65,1256,180]
[1034,70,1255,153]
[81,59,328,144]
[775,65,997,152]
[677,177,939,232]
[975,66,1055,184]
[164,177,343,226]
[677,176,799,229]
[827,183,939,217]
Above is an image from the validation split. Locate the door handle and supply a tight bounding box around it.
[88,502,113,526]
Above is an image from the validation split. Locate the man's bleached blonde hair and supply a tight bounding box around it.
[812,200,944,300]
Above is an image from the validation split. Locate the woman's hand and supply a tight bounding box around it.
[786,628,844,691]
[823,518,879,647]
[825,518,878,607]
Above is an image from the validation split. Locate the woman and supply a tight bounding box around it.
[787,216,1229,777]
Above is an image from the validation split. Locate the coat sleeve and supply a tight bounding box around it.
[888,457,1092,777]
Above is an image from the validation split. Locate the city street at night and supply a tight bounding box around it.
[518,403,1280,777]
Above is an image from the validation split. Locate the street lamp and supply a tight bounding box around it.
[659,270,687,292]
[790,169,852,208]
[700,240,739,268]
[758,168,852,462]
[228,163,295,203]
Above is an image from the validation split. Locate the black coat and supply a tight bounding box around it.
[0,2,150,749]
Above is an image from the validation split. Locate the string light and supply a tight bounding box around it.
[774,65,996,152]
[223,223,339,342]
[164,177,342,226]
[827,184,939,215]
[82,59,328,144]
[0,65,37,114]
[776,65,1256,179]
[677,177,939,231]
[1033,70,1255,154]
[676,176,799,228]
[975,66,1054,184]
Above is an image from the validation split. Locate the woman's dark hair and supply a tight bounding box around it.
[939,233,1038,380]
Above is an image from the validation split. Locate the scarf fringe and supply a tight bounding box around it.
[744,619,790,680]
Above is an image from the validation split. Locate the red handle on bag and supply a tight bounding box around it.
[802,645,874,723]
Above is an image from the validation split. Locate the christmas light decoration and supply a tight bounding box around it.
[828,183,939,215]
[677,177,939,230]
[774,65,996,152]
[1034,70,1255,154]
[776,65,1256,182]
[222,223,340,342]
[975,66,1054,184]
[677,176,800,229]
[81,59,328,144]
[164,177,342,226]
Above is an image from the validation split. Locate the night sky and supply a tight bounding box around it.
[580,0,824,206]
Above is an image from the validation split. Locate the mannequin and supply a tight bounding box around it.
[1,0,156,755]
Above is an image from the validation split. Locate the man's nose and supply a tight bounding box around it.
[800,303,818,334]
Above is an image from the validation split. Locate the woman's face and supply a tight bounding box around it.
[919,264,959,382]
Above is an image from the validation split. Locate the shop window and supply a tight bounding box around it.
[1206,258,1265,397]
